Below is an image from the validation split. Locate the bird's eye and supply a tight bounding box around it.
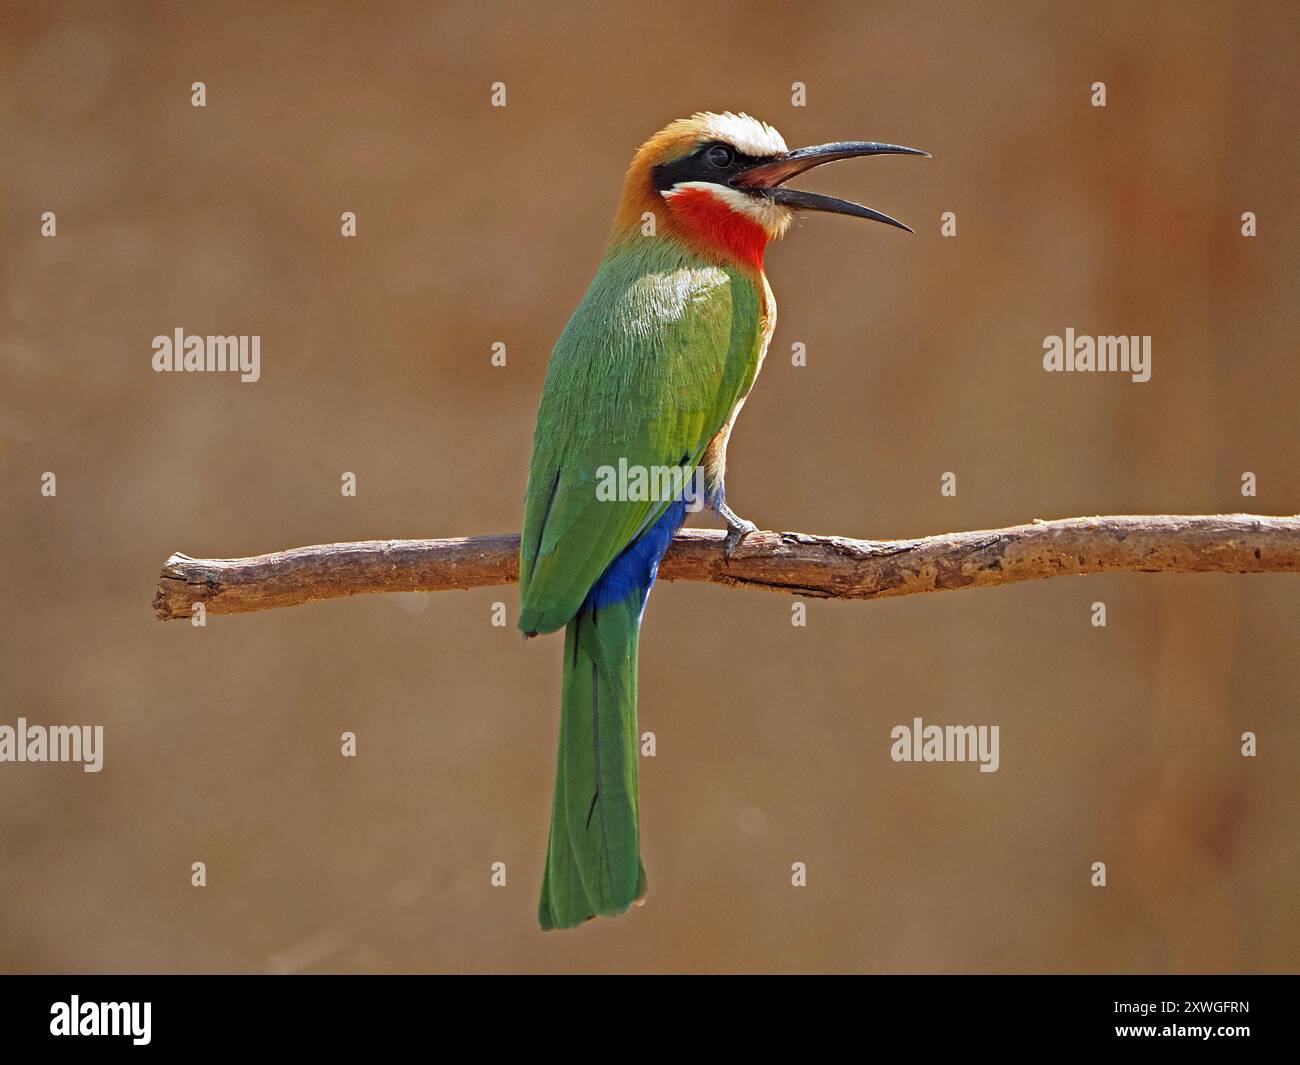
[705,144,735,169]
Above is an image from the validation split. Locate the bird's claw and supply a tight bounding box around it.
[722,517,758,559]
[710,486,758,560]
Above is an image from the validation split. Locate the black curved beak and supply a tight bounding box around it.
[731,141,928,233]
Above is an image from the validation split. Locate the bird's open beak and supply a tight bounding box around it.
[730,141,928,233]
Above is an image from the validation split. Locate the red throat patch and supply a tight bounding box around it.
[662,186,769,272]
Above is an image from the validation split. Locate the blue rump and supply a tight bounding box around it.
[586,498,689,613]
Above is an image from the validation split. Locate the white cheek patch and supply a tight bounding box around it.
[663,181,793,240]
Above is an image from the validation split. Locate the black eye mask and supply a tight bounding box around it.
[650,141,769,192]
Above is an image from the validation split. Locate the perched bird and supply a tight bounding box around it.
[520,112,925,929]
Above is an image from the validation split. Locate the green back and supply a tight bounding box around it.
[519,237,766,635]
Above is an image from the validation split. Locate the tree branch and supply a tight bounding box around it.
[152,514,1299,621]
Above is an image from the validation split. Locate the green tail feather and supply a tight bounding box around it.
[538,594,647,930]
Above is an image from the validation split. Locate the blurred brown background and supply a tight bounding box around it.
[1,0,1297,973]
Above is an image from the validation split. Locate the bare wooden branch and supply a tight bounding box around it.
[151,514,1300,621]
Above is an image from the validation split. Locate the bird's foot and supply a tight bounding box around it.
[715,500,758,559]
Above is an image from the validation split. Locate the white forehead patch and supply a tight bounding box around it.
[693,111,788,158]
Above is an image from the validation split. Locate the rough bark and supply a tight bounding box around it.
[152,514,1300,620]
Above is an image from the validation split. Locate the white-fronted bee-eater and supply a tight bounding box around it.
[519,112,926,929]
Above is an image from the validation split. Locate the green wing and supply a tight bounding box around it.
[519,245,763,635]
